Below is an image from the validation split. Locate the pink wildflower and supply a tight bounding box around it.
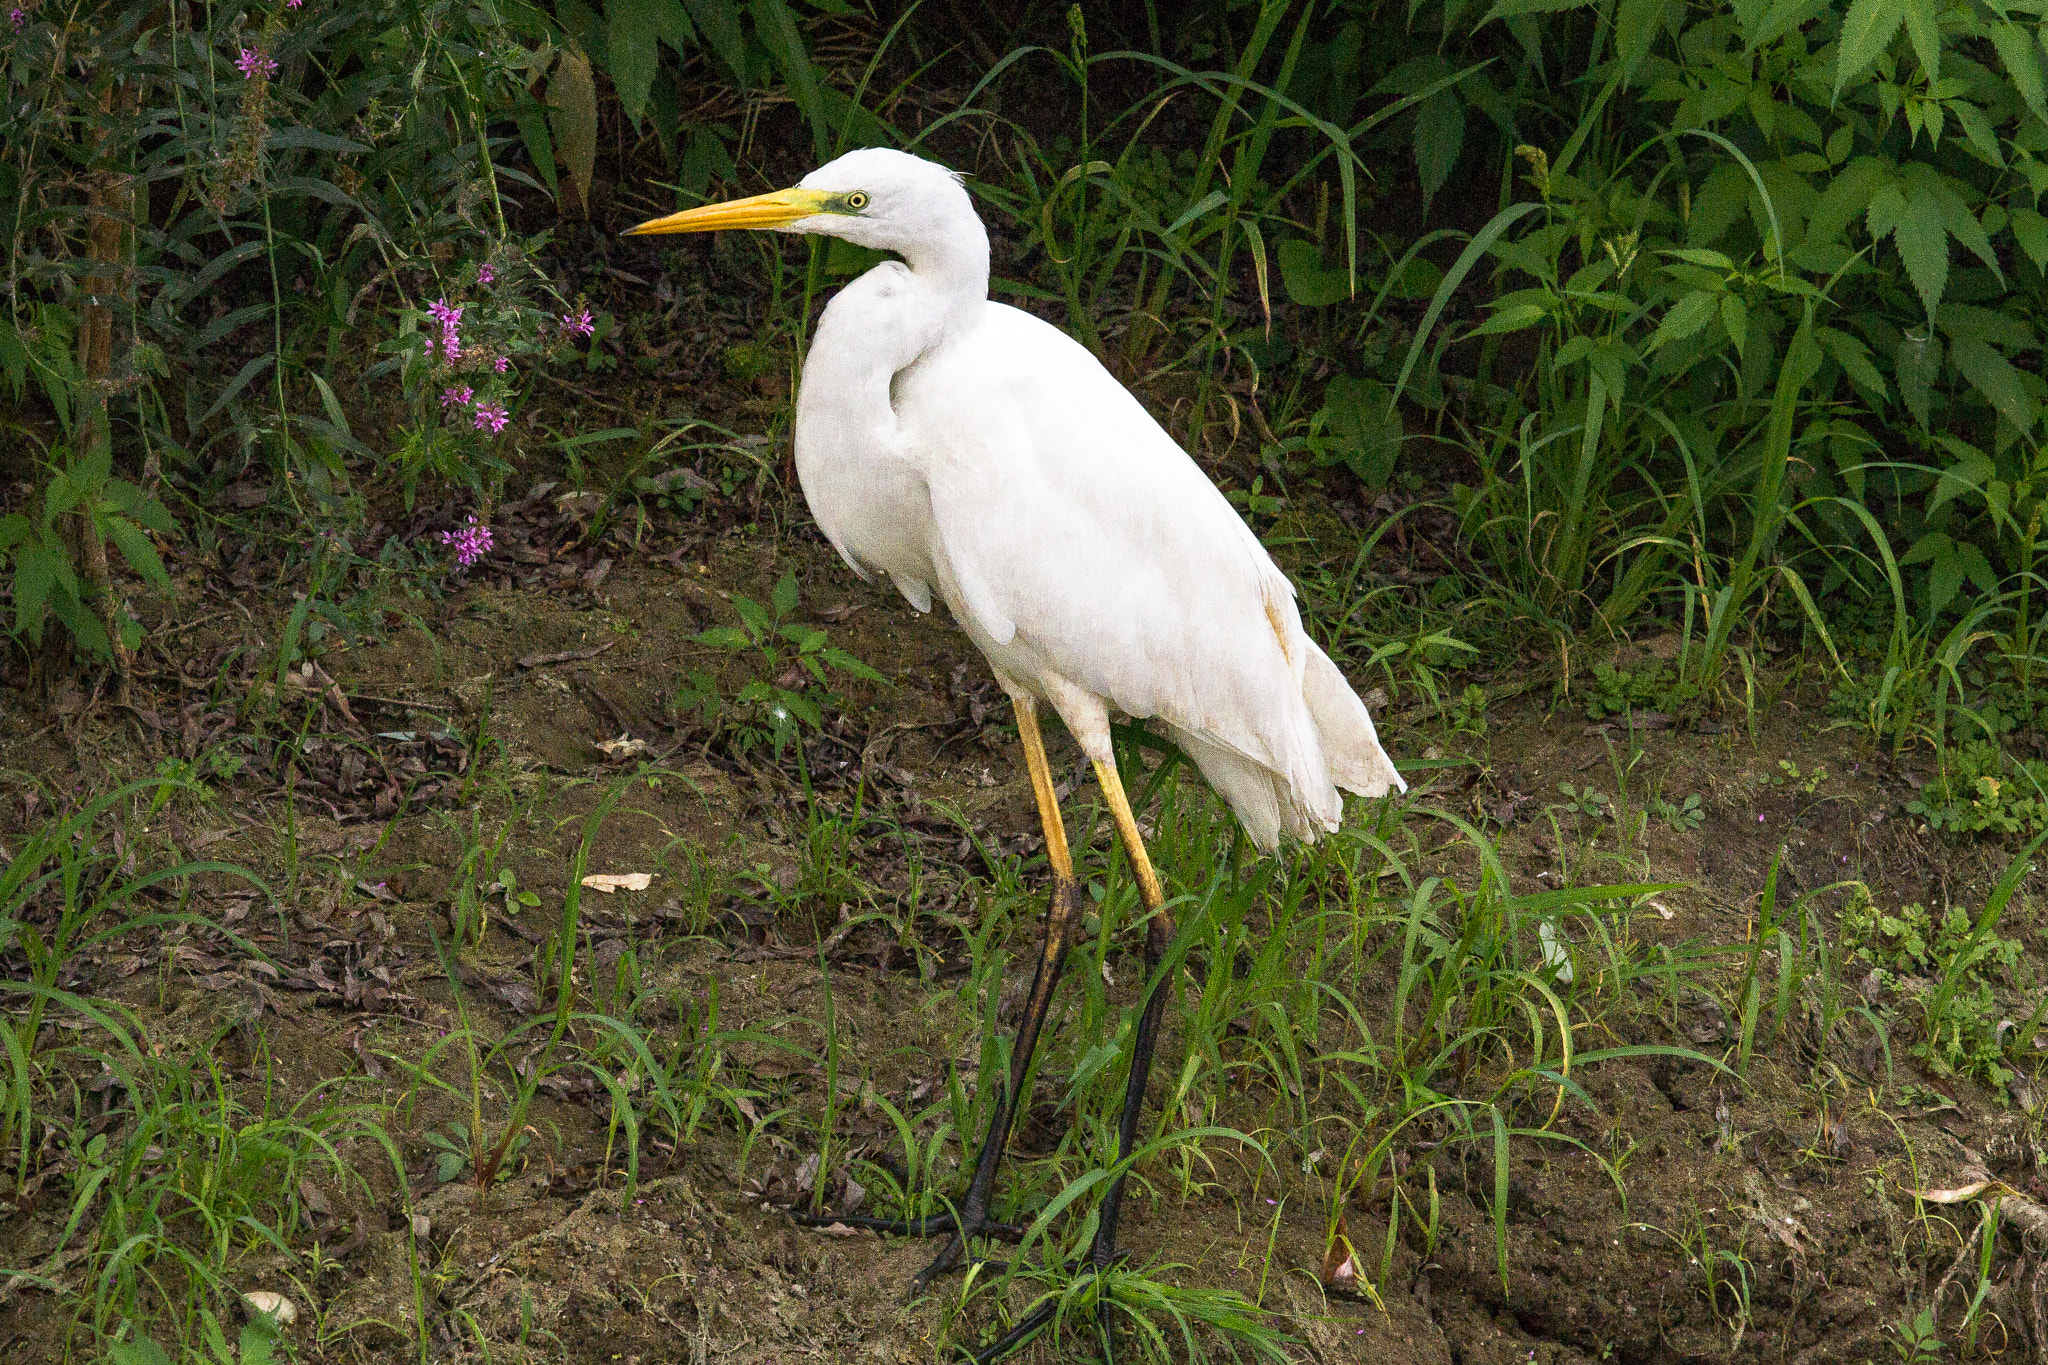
[562,307,594,338]
[438,516,494,570]
[472,401,509,434]
[493,355,509,373]
[420,335,435,356]
[287,0,301,7]
[440,385,473,409]
[236,48,278,80]
[9,8,25,30]
[476,263,495,285]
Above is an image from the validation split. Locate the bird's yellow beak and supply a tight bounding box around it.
[622,186,832,236]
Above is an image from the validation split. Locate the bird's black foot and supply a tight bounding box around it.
[788,1203,1027,1292]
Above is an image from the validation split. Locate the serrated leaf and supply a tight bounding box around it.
[1953,337,2040,436]
[2013,208,2048,270]
[1896,331,1942,429]
[1989,20,2048,127]
[1720,293,1749,353]
[682,0,747,82]
[1902,0,1939,82]
[1415,93,1465,210]
[770,571,800,620]
[1893,187,1948,320]
[1661,247,1735,270]
[548,47,598,217]
[1833,0,1907,100]
[1821,326,1888,399]
[103,518,168,589]
[1472,302,1548,335]
[13,543,58,636]
[694,627,751,649]
[1648,290,1719,351]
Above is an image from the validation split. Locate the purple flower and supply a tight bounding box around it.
[8,8,25,30]
[440,385,473,409]
[439,516,494,570]
[236,48,278,80]
[493,355,509,373]
[476,263,495,285]
[427,298,462,326]
[472,401,509,434]
[286,0,301,8]
[562,307,594,338]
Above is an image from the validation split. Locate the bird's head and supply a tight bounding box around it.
[623,148,977,258]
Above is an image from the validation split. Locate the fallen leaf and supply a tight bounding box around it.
[597,734,655,760]
[581,872,651,893]
[242,1290,297,1325]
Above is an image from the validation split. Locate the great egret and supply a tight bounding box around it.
[627,147,1403,1355]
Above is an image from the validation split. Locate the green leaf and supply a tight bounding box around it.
[13,543,62,637]
[1275,238,1350,306]
[1471,302,1547,336]
[1952,337,2041,436]
[1901,0,1939,82]
[1414,93,1465,209]
[694,627,751,650]
[1820,326,1888,399]
[1647,290,1719,352]
[103,518,169,589]
[1896,331,1942,430]
[2013,208,2048,271]
[108,1336,175,1365]
[681,0,747,82]
[770,571,800,620]
[1719,293,1749,353]
[1833,0,1907,100]
[1892,186,1948,321]
[1989,20,2048,127]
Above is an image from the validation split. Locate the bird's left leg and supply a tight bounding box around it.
[1084,754,1174,1272]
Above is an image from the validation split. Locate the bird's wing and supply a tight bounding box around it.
[902,304,1324,782]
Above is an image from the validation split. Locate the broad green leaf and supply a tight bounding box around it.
[1477,0,1591,24]
[1275,238,1350,306]
[13,543,61,636]
[1950,100,2002,165]
[1892,186,1948,320]
[694,627,751,650]
[1660,247,1735,270]
[1720,293,1749,353]
[1820,326,1888,398]
[108,1337,175,1365]
[1647,290,1719,352]
[681,0,747,81]
[103,518,169,589]
[1414,94,1465,209]
[1896,330,1942,429]
[1989,20,2048,127]
[1614,0,1667,83]
[1953,337,2041,436]
[1472,302,1548,335]
[606,0,667,127]
[771,571,800,620]
[1901,0,1939,82]
[1926,440,1994,516]
[1833,0,1907,100]
[2013,208,2048,270]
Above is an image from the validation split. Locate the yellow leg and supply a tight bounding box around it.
[1091,756,1163,913]
[1016,698,1073,878]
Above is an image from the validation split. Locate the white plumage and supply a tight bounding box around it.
[633,147,1402,850]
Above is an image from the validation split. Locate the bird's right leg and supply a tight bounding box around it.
[794,696,1080,1290]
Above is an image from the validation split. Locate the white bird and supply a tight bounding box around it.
[627,147,1402,1356]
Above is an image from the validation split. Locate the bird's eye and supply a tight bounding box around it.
[845,191,870,210]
